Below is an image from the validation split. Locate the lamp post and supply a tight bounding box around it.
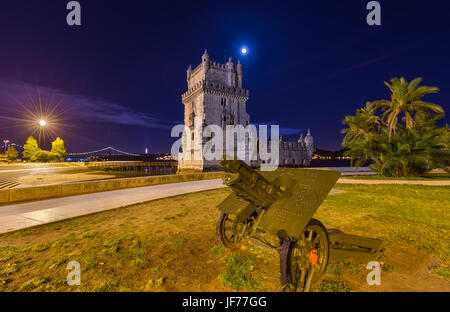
[2,140,10,152]
[38,120,46,147]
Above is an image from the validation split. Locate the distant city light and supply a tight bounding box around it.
[39,119,47,126]
[241,47,248,55]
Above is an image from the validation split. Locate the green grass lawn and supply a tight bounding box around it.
[342,172,450,180]
[0,183,448,292]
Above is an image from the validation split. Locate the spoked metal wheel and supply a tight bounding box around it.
[280,218,330,292]
[216,212,246,249]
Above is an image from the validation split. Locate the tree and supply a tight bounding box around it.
[341,102,380,145]
[5,146,19,163]
[342,77,449,177]
[51,137,67,161]
[31,150,60,163]
[23,136,40,161]
[372,77,443,138]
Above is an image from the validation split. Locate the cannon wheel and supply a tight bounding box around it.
[280,218,330,292]
[216,212,245,249]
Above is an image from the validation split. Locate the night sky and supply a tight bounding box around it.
[0,0,449,153]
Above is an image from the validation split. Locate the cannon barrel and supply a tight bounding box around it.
[219,159,284,208]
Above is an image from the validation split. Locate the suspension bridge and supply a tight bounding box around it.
[67,146,140,157]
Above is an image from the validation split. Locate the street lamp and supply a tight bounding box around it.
[38,120,47,147]
[2,140,9,151]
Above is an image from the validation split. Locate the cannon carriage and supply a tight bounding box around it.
[216,159,383,291]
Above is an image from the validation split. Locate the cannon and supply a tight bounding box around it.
[216,159,383,292]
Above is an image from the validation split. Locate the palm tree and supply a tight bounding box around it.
[372,77,443,138]
[341,101,380,145]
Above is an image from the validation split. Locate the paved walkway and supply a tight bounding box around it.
[0,179,226,234]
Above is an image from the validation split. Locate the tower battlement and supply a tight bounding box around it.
[182,80,249,102]
[186,50,244,90]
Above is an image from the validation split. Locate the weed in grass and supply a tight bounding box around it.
[432,265,450,279]
[343,262,363,273]
[81,270,119,292]
[317,280,352,292]
[133,257,150,267]
[145,277,164,290]
[129,241,150,267]
[381,263,397,273]
[165,236,186,248]
[53,233,78,248]
[218,253,261,290]
[151,265,161,273]
[102,245,120,256]
[0,265,17,278]
[119,232,136,241]
[81,232,97,239]
[176,209,189,217]
[210,245,226,257]
[32,243,51,252]
[163,215,176,220]
[15,257,35,270]
[18,277,51,291]
[47,258,67,269]
[0,251,13,262]
[327,264,344,276]
[119,222,137,231]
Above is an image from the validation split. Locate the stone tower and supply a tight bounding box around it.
[304,128,315,160]
[178,50,250,171]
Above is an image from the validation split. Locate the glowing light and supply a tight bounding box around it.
[241,47,248,55]
[39,120,47,126]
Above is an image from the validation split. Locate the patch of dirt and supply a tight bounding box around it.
[322,242,449,292]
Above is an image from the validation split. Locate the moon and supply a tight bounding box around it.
[241,47,248,55]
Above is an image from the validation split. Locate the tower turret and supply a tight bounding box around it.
[304,128,314,159]
[298,133,304,145]
[187,64,192,82]
[237,60,243,88]
[226,57,235,87]
[202,49,210,71]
